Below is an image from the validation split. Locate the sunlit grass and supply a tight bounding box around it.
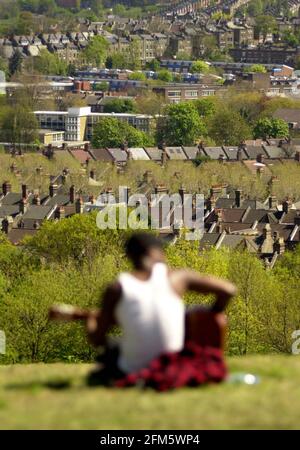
[0,355,299,429]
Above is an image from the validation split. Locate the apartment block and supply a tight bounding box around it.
[34,107,153,143]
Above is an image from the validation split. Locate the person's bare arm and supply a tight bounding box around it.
[87,282,122,348]
[170,270,237,312]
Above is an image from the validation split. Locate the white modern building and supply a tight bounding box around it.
[34,107,153,143]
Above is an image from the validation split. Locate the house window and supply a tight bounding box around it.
[168,91,181,97]
[185,90,198,98]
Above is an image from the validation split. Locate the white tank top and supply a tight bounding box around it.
[115,263,185,374]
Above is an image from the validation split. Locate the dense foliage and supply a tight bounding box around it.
[0,214,299,363]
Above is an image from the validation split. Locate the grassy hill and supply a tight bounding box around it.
[0,355,299,429]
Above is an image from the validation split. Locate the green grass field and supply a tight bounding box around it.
[0,355,299,430]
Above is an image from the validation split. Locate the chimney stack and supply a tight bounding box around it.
[32,193,41,206]
[22,184,28,200]
[55,206,65,219]
[49,184,58,198]
[179,186,186,203]
[69,185,75,204]
[75,197,84,214]
[294,212,300,226]
[19,197,27,214]
[273,236,285,255]
[257,153,265,164]
[237,147,243,161]
[263,223,272,240]
[282,199,290,214]
[235,189,242,208]
[268,195,277,210]
[1,217,12,234]
[207,194,216,212]
[2,181,12,196]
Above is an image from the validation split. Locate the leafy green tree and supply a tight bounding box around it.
[157,69,173,82]
[92,117,152,148]
[253,117,289,139]
[93,81,109,92]
[227,92,266,125]
[246,0,263,16]
[207,108,252,145]
[194,97,218,118]
[106,52,127,69]
[157,102,206,146]
[0,106,39,147]
[30,49,68,75]
[191,60,210,74]
[245,64,267,73]
[282,31,299,47]
[83,35,109,67]
[255,15,277,41]
[103,98,137,113]
[146,58,160,72]
[128,71,147,81]
[135,91,166,116]
[127,40,142,70]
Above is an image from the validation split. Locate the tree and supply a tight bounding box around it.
[29,49,68,75]
[207,108,252,145]
[106,52,127,69]
[146,59,160,72]
[83,35,109,67]
[128,72,147,81]
[282,31,299,47]
[92,117,152,148]
[9,50,23,76]
[0,106,39,147]
[157,69,173,82]
[255,15,277,42]
[103,98,137,113]
[127,40,142,70]
[136,91,166,116]
[253,117,289,139]
[194,97,218,118]
[247,0,263,17]
[94,81,109,92]
[191,60,210,74]
[227,91,266,125]
[157,102,206,146]
[245,64,267,73]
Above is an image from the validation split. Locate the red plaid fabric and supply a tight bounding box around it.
[114,342,227,392]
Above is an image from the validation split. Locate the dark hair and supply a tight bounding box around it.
[125,232,163,263]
